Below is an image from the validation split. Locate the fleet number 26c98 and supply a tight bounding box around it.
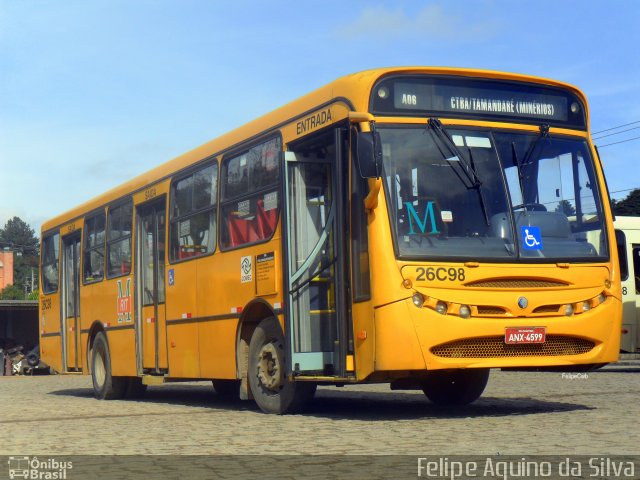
[415,267,466,282]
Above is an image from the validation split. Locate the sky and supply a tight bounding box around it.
[1,0,639,233]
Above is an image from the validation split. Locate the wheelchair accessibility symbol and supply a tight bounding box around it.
[521,226,542,250]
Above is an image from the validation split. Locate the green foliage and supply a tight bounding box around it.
[612,189,640,216]
[0,284,24,300]
[0,216,40,296]
[555,200,576,216]
[27,289,39,301]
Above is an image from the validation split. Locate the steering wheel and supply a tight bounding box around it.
[514,203,547,212]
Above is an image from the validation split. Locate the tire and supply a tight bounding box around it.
[212,379,240,398]
[248,318,316,414]
[91,332,127,400]
[26,353,40,367]
[421,368,490,406]
[125,377,148,399]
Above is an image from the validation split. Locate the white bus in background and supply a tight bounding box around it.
[614,216,640,352]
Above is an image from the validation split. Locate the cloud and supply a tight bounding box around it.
[335,4,496,42]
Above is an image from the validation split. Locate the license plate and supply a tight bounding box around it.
[505,326,546,344]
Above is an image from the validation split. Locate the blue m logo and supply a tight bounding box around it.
[404,201,440,235]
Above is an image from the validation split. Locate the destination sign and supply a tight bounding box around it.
[371,76,586,129]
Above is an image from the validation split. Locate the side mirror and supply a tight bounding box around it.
[354,128,383,179]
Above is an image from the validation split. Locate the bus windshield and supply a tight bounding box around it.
[380,126,608,261]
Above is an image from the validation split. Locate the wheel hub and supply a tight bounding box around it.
[94,350,106,387]
[256,342,282,391]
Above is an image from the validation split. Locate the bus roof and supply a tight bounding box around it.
[41,66,589,232]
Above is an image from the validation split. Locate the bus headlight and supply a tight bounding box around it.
[582,301,591,312]
[459,305,471,318]
[412,293,425,308]
[435,301,448,315]
[564,304,574,316]
[598,293,606,304]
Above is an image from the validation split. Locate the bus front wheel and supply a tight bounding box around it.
[248,317,316,414]
[421,368,490,406]
[91,332,127,400]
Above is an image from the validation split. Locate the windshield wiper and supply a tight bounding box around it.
[428,118,480,187]
[511,124,549,210]
[427,118,490,226]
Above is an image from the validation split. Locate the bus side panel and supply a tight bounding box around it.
[374,300,426,371]
[167,323,200,378]
[40,293,62,373]
[198,319,239,379]
[80,282,111,371]
[166,261,200,378]
[196,252,247,379]
[106,329,137,377]
[352,300,375,381]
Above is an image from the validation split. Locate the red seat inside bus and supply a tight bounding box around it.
[227,199,277,247]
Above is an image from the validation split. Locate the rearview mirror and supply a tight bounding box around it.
[354,128,383,179]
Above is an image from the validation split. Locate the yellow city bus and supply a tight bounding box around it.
[39,67,622,414]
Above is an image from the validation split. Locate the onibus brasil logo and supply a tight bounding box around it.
[8,456,72,479]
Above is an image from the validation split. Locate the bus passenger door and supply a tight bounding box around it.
[136,200,168,373]
[634,245,640,352]
[283,129,349,376]
[61,232,81,372]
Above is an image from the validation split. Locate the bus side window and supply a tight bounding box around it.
[83,212,106,283]
[351,162,370,302]
[615,230,628,282]
[107,200,133,278]
[633,246,640,294]
[220,138,281,249]
[169,164,217,261]
[42,232,60,293]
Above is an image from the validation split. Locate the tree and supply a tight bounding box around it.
[612,189,640,216]
[555,200,576,216]
[0,217,40,298]
[0,284,24,300]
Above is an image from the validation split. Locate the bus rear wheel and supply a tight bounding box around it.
[421,368,490,406]
[91,332,127,400]
[248,317,316,414]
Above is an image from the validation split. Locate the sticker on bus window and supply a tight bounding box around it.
[441,211,453,223]
[521,226,543,250]
[264,192,278,211]
[238,200,250,217]
[179,219,190,237]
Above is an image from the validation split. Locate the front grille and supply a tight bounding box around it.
[431,335,595,358]
[465,279,567,288]
[532,305,561,314]
[477,306,507,315]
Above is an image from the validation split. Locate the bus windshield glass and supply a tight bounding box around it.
[380,126,608,261]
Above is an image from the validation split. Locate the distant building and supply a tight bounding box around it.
[0,250,14,289]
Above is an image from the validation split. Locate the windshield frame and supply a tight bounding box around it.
[378,122,610,264]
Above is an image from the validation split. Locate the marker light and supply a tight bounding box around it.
[582,301,591,312]
[377,87,389,99]
[570,102,580,114]
[459,305,471,319]
[564,304,574,316]
[435,301,448,315]
[412,293,425,308]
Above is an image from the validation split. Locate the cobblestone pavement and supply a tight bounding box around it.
[1,368,639,456]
